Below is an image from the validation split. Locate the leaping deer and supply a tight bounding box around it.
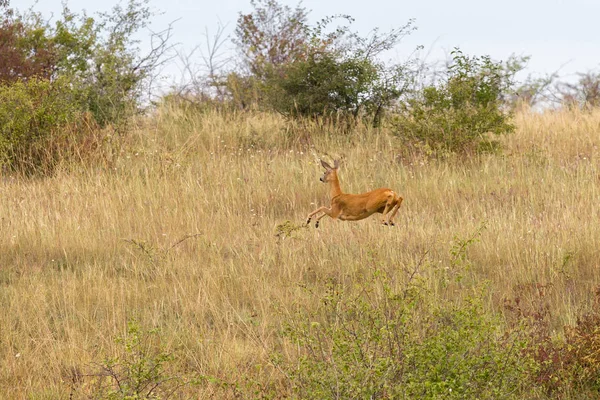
[306,160,403,228]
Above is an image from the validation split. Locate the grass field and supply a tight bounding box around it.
[1,105,599,398]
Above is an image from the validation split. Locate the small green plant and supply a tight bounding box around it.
[275,220,307,241]
[87,320,183,399]
[445,221,487,284]
[394,49,516,154]
[123,233,202,278]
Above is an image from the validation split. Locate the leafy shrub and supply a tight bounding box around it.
[277,273,534,399]
[84,320,187,400]
[265,51,379,120]
[393,49,516,154]
[505,284,600,398]
[49,0,171,127]
[0,77,86,173]
[565,304,600,395]
[1,1,165,127]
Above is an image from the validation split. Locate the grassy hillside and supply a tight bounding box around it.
[1,105,599,398]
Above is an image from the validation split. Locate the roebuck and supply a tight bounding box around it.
[306,160,403,228]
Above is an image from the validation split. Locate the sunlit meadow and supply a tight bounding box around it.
[1,105,599,398]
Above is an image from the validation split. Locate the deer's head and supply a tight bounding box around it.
[319,159,340,183]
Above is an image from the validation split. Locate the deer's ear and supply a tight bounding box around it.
[333,159,340,169]
[321,160,333,170]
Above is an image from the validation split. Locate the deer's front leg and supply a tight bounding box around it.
[306,206,331,226]
[314,210,333,228]
[314,204,342,228]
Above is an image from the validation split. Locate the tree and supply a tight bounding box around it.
[559,71,600,109]
[0,2,57,82]
[234,0,310,79]
[51,0,175,126]
[232,0,417,126]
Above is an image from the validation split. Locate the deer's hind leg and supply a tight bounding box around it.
[380,194,399,226]
[386,196,404,226]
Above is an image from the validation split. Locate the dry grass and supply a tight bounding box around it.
[1,105,599,398]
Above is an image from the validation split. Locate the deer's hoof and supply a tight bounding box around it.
[315,221,320,228]
[306,218,311,225]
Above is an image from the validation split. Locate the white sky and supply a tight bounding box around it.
[13,0,600,86]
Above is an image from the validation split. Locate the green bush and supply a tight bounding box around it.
[0,77,85,173]
[265,52,378,120]
[277,274,534,399]
[394,49,516,154]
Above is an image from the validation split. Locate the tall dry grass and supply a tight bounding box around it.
[1,104,599,397]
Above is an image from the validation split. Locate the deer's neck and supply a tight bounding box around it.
[329,173,343,199]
